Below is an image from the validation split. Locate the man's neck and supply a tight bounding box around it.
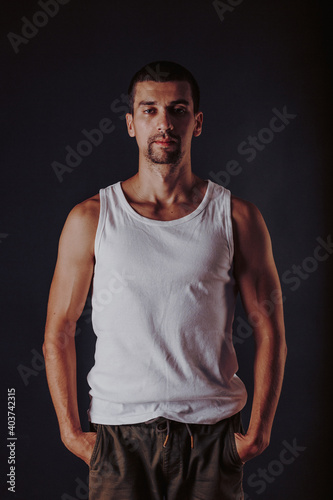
[120,159,207,221]
[129,155,200,207]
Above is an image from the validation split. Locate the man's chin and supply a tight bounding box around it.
[147,154,182,166]
[146,142,183,166]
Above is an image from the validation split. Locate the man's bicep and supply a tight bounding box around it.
[232,197,273,275]
[232,198,283,324]
[46,206,96,331]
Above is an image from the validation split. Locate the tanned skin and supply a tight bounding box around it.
[43,80,287,465]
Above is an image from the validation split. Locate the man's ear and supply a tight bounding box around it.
[126,113,136,137]
[193,111,203,137]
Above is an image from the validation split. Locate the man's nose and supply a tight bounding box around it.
[157,111,173,133]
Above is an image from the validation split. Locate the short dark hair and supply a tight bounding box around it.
[128,60,200,114]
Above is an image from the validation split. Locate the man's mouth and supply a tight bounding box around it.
[153,138,177,146]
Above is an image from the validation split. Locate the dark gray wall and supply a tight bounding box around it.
[1,1,332,498]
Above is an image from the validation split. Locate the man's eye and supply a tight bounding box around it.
[173,108,186,114]
[144,109,155,114]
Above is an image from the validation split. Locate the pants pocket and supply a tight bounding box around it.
[228,420,244,466]
[89,424,102,469]
[221,413,244,468]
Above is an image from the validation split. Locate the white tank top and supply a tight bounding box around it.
[87,179,247,425]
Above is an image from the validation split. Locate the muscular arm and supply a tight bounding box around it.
[43,197,99,464]
[231,196,287,462]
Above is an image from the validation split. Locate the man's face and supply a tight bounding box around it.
[126,81,203,168]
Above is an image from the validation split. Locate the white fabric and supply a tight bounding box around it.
[87,179,247,425]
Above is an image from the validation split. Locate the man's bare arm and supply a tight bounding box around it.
[232,196,287,462]
[43,196,99,464]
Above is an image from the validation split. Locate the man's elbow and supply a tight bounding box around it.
[43,318,77,357]
[42,329,75,361]
[42,338,57,362]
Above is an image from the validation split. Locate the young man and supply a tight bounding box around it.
[43,61,287,500]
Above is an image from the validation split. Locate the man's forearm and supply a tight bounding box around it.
[43,324,98,464]
[43,326,82,443]
[247,324,287,450]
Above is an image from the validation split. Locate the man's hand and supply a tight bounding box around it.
[234,432,269,464]
[63,431,97,465]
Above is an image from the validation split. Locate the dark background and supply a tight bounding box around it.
[1,0,332,499]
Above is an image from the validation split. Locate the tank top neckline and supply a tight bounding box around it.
[115,179,213,226]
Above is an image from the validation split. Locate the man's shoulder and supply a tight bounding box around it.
[231,195,270,253]
[58,194,101,256]
[231,195,263,226]
[65,193,100,234]
[72,193,100,215]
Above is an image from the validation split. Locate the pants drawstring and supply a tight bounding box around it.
[162,420,194,449]
[185,423,194,449]
[163,419,171,447]
[145,417,194,449]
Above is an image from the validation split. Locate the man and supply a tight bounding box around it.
[43,61,287,500]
